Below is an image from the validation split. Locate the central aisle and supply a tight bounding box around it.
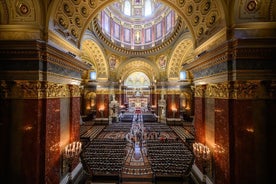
[121,114,153,183]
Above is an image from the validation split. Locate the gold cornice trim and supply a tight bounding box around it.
[0,25,42,40]
[195,80,276,99]
[48,29,80,55]
[233,22,276,29]
[46,72,82,85]
[46,44,90,72]
[0,80,80,99]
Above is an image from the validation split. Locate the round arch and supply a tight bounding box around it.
[167,34,194,80]
[47,0,227,49]
[117,58,160,82]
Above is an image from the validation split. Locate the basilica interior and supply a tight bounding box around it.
[0,0,276,184]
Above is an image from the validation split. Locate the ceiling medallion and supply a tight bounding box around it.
[246,1,257,11]
[17,2,30,16]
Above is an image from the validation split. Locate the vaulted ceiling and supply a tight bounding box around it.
[0,0,275,84]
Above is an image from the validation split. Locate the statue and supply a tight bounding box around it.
[109,94,119,123]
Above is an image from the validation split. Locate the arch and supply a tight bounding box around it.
[81,38,109,80]
[47,0,227,49]
[117,58,159,82]
[124,72,151,87]
[167,34,194,80]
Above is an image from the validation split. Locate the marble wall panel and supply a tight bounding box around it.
[60,98,70,145]
[194,97,205,142]
[214,99,231,184]
[70,97,80,142]
[45,98,60,184]
[232,100,256,184]
[0,99,43,183]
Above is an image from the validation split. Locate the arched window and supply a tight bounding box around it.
[145,0,152,16]
[124,0,131,16]
[90,71,97,80]
[180,71,187,80]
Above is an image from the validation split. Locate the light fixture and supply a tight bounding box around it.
[193,142,211,184]
[193,142,210,160]
[64,141,82,184]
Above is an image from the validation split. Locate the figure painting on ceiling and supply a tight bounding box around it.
[159,55,167,69]
[109,55,118,70]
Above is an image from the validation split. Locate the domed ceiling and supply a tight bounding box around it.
[91,0,186,56]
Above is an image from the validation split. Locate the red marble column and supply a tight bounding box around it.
[0,99,45,183]
[167,94,173,118]
[231,99,273,184]
[70,97,80,142]
[194,97,206,143]
[45,98,61,184]
[214,99,231,184]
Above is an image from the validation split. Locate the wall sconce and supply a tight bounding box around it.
[99,107,104,118]
[172,107,177,118]
[64,141,82,184]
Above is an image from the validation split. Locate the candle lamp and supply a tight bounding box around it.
[64,141,82,184]
[193,142,211,184]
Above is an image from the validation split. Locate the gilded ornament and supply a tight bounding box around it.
[71,28,77,38]
[71,0,81,5]
[81,7,88,17]
[63,3,73,16]
[193,15,200,26]
[197,26,204,36]
[195,85,206,97]
[206,12,217,27]
[19,3,29,15]
[89,0,97,8]
[187,5,193,15]
[247,1,257,11]
[58,17,68,29]
[178,0,186,7]
[200,0,211,15]
[16,1,31,16]
[75,16,81,27]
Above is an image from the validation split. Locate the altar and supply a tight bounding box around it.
[128,97,148,112]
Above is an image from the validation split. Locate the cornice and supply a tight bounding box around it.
[0,80,80,99]
[195,80,276,99]
[187,41,231,74]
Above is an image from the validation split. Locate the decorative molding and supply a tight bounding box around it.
[195,80,276,99]
[205,82,230,99]
[0,80,81,99]
[194,85,206,98]
[91,17,184,56]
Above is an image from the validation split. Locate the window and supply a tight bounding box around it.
[124,0,131,16]
[145,0,152,16]
[90,71,97,80]
[180,71,186,80]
